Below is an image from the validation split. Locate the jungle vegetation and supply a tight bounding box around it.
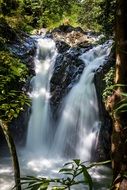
[0,0,127,189]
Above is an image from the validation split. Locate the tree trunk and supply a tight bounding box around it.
[0,120,21,190]
[107,0,127,189]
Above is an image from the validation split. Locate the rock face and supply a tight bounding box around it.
[50,25,93,118]
[50,49,85,118]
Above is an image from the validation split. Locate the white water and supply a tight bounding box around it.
[0,39,113,190]
[26,38,57,154]
[51,41,112,160]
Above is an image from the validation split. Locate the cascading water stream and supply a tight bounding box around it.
[26,38,112,159]
[26,38,57,154]
[51,41,112,160]
[0,38,113,190]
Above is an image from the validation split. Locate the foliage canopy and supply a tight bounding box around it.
[0,0,116,34]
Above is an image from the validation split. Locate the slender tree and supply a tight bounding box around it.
[0,120,21,190]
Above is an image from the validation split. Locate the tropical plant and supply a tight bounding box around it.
[16,160,111,190]
[102,67,115,102]
[17,159,92,190]
[0,51,30,122]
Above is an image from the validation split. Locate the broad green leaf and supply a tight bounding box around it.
[81,165,93,190]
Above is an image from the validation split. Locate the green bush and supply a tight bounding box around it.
[102,67,115,102]
[0,51,30,122]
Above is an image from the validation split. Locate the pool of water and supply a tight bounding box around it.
[0,149,112,190]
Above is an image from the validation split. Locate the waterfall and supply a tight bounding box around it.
[51,41,112,160]
[26,38,57,154]
[26,37,112,160]
[0,39,112,190]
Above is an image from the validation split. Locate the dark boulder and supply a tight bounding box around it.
[50,38,93,118]
[50,49,85,118]
[51,25,84,34]
[55,40,70,53]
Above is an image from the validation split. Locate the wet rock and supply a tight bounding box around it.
[93,52,115,161]
[8,36,36,75]
[50,49,85,119]
[55,40,70,53]
[0,18,36,75]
